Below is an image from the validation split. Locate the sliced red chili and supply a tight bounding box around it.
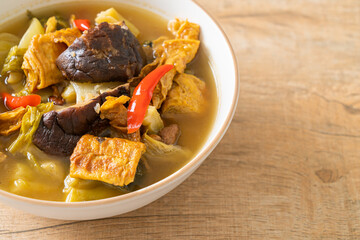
[127,64,174,134]
[74,19,91,31]
[1,93,41,110]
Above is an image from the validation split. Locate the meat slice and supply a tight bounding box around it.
[70,134,146,186]
[56,22,144,83]
[33,83,130,156]
[159,124,181,145]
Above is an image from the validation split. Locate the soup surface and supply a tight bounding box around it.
[0,2,217,201]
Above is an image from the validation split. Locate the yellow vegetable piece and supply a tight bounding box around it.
[0,33,19,51]
[61,84,76,104]
[65,185,125,202]
[70,81,124,104]
[45,16,57,33]
[63,174,128,202]
[18,18,45,49]
[143,106,164,134]
[64,175,100,190]
[142,132,190,160]
[95,8,140,37]
[9,161,65,200]
[8,103,54,154]
[1,46,27,75]
[40,160,66,182]
[0,33,19,70]
[6,72,24,84]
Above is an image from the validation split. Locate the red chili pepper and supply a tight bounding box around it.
[127,64,174,134]
[1,93,41,110]
[74,19,91,31]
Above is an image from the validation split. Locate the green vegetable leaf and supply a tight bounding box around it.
[142,132,190,159]
[1,46,26,75]
[8,102,53,154]
[0,33,20,73]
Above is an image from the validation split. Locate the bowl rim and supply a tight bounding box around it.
[0,0,239,208]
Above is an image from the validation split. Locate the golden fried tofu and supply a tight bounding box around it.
[152,68,177,109]
[0,107,27,136]
[152,39,200,108]
[70,134,146,186]
[100,96,141,142]
[22,28,81,92]
[162,73,206,114]
[133,19,201,109]
[100,95,130,129]
[162,39,200,73]
[168,19,200,40]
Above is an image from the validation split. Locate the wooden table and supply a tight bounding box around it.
[1,0,360,239]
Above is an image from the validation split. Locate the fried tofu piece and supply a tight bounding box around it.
[0,107,27,136]
[162,73,206,114]
[152,68,177,109]
[22,28,81,92]
[70,134,146,186]
[100,95,140,141]
[130,19,200,109]
[100,95,130,129]
[152,39,200,108]
[168,19,200,40]
[162,39,200,73]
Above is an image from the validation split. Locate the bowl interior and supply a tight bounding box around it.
[0,0,238,218]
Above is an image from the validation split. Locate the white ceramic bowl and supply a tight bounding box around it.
[0,0,239,220]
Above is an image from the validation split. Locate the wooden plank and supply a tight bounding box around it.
[1,0,360,239]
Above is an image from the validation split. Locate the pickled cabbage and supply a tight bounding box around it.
[61,84,76,103]
[95,8,140,37]
[142,132,190,159]
[8,103,54,154]
[1,46,27,75]
[7,140,67,200]
[0,33,19,71]
[45,16,69,33]
[9,159,66,200]
[65,187,126,202]
[1,18,44,76]
[18,18,45,49]
[0,106,27,136]
[70,81,124,103]
[45,16,57,33]
[143,106,164,134]
[64,175,128,202]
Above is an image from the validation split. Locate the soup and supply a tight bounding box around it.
[0,3,217,202]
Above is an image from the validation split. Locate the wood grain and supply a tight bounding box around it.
[1,0,360,239]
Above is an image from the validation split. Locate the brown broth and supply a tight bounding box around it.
[0,2,218,201]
